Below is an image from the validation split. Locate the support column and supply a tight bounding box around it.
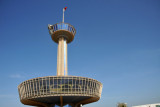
[60,96,63,107]
[61,38,64,75]
[57,38,60,75]
[64,40,68,76]
[57,37,62,76]
[57,37,67,76]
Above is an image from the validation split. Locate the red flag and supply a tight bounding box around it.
[63,7,67,11]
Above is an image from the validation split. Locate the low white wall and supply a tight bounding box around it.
[132,103,160,107]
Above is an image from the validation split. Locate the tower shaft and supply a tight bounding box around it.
[57,37,68,76]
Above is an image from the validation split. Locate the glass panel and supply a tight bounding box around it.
[85,79,88,93]
[25,82,28,97]
[68,78,72,92]
[54,24,58,31]
[72,78,76,92]
[34,79,37,95]
[65,24,68,30]
[70,27,73,33]
[42,79,46,94]
[46,78,50,94]
[68,25,70,31]
[57,24,61,30]
[54,79,58,89]
[62,23,66,29]
[37,79,40,95]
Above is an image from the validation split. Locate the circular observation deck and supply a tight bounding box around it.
[48,23,76,43]
[18,76,102,107]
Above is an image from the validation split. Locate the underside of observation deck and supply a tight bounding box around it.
[21,96,100,107]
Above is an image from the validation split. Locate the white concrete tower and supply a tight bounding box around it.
[18,7,102,107]
[48,8,76,76]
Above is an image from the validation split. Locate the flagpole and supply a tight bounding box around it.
[63,8,64,23]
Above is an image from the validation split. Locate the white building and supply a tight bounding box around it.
[132,103,160,107]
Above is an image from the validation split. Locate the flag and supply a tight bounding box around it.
[63,7,67,12]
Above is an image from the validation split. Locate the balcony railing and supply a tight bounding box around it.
[49,23,76,36]
[18,76,102,100]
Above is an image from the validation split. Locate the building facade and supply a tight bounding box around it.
[132,103,160,107]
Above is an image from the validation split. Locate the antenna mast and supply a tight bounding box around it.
[63,7,67,23]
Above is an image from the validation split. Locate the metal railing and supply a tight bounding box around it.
[18,76,102,100]
[49,23,76,36]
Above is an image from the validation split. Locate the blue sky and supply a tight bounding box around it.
[0,0,160,107]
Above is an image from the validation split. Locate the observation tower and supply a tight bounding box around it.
[18,7,102,107]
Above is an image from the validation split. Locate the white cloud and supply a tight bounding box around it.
[9,74,23,78]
